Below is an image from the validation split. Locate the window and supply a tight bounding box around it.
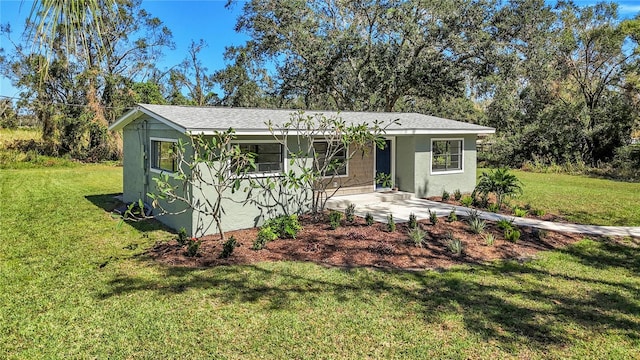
[313,141,347,176]
[151,139,177,173]
[237,143,283,174]
[432,139,463,173]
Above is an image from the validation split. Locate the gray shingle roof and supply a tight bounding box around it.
[110,103,494,135]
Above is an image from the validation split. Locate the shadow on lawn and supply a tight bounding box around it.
[97,239,640,352]
[84,193,170,233]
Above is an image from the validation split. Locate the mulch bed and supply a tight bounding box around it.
[147,214,589,270]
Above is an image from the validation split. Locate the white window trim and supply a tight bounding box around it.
[231,140,286,178]
[313,140,349,178]
[149,137,179,175]
[430,138,464,175]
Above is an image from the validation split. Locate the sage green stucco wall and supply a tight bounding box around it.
[413,134,478,197]
[395,136,416,193]
[189,136,311,235]
[122,116,193,235]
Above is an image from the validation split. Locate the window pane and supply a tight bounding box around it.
[432,140,462,172]
[151,140,176,172]
[237,143,283,174]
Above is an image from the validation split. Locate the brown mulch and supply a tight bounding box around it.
[425,196,567,222]
[147,214,590,270]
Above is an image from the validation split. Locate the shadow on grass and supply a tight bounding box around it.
[84,193,171,233]
[96,239,640,352]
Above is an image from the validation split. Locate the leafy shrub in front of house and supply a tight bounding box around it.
[253,226,278,250]
[428,209,438,225]
[460,195,473,207]
[387,214,396,232]
[408,212,418,229]
[365,212,374,226]
[484,233,496,246]
[186,237,201,257]
[345,203,356,223]
[453,189,462,201]
[442,190,450,201]
[468,217,486,234]
[329,210,342,230]
[177,227,188,245]
[513,207,528,217]
[447,209,458,222]
[496,218,514,231]
[265,214,302,239]
[504,228,521,243]
[487,203,500,213]
[475,168,523,209]
[408,227,426,247]
[219,236,237,259]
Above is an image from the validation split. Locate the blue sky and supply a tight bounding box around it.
[1,0,639,99]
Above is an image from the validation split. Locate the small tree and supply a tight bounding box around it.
[149,129,255,240]
[266,111,396,214]
[474,168,523,210]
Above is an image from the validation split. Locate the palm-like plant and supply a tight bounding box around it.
[475,168,523,210]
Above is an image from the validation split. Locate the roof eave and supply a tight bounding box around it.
[108,105,187,133]
[186,128,496,136]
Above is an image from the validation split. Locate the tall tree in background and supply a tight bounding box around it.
[3,0,174,160]
[228,0,495,112]
[169,39,219,106]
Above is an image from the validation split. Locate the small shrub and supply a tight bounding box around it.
[408,212,418,229]
[219,236,237,259]
[186,237,201,257]
[253,225,278,250]
[387,214,396,232]
[365,212,374,226]
[429,209,438,225]
[442,190,450,201]
[513,208,528,217]
[484,233,495,246]
[177,227,188,245]
[532,208,546,217]
[460,196,473,207]
[468,217,486,234]
[453,189,462,201]
[447,209,458,222]
[265,214,302,239]
[447,236,463,256]
[496,218,514,231]
[408,227,426,247]
[504,228,521,243]
[465,209,480,223]
[533,228,548,240]
[345,203,356,223]
[487,203,500,213]
[329,210,343,230]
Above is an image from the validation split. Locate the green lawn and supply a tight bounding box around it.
[480,169,640,226]
[1,165,639,358]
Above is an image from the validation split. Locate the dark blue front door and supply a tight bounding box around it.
[375,140,392,189]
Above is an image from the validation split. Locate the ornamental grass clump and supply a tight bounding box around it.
[461,196,473,207]
[442,190,450,201]
[468,217,486,234]
[447,209,458,222]
[453,189,462,201]
[408,227,426,247]
[186,237,200,257]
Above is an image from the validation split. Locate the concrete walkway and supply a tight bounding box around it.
[326,192,640,238]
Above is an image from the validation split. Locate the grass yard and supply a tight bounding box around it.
[481,169,640,227]
[0,165,638,358]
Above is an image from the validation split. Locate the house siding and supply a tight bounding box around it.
[414,134,477,197]
[324,143,375,196]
